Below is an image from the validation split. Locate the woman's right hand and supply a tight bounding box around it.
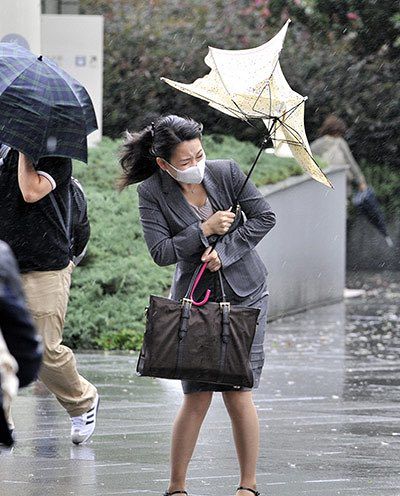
[201,209,236,236]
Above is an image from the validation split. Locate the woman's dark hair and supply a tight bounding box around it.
[318,114,347,137]
[119,115,203,189]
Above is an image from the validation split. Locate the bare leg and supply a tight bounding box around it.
[222,391,259,495]
[168,391,213,492]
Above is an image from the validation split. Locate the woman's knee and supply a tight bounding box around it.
[222,391,254,416]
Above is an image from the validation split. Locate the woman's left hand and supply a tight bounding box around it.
[201,246,222,272]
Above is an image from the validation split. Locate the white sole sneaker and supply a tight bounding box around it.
[70,393,100,445]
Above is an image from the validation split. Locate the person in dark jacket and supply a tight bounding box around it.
[0,241,42,446]
[0,145,99,445]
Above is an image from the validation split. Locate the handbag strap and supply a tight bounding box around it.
[217,270,227,303]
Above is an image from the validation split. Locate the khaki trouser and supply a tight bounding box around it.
[21,262,97,417]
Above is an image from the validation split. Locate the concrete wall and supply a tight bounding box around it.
[41,15,104,146]
[0,0,41,52]
[257,165,347,320]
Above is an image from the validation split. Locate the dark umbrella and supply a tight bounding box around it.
[352,187,393,247]
[0,42,97,163]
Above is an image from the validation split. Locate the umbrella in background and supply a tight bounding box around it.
[162,20,333,190]
[352,187,394,247]
[0,42,97,164]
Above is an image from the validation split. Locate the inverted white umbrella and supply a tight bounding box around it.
[162,20,333,189]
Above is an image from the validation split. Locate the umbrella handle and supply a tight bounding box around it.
[189,203,241,306]
[189,262,211,306]
[189,203,240,307]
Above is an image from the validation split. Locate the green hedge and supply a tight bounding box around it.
[65,135,305,350]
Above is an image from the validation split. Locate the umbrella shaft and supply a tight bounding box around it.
[236,136,269,201]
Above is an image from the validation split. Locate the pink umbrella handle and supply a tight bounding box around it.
[190,262,211,306]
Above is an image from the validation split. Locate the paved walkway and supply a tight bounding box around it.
[1,271,400,496]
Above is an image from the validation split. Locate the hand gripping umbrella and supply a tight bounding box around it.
[0,42,97,163]
[162,20,333,191]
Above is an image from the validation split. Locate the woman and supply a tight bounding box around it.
[120,115,276,496]
[310,114,367,199]
[311,115,374,297]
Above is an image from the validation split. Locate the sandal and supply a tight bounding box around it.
[237,487,260,496]
[163,492,188,496]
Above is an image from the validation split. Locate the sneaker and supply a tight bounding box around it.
[70,394,99,445]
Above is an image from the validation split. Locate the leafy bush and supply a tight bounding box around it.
[65,135,305,350]
[96,328,144,351]
[65,138,172,349]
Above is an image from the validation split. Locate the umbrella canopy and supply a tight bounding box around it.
[162,20,332,189]
[0,42,97,164]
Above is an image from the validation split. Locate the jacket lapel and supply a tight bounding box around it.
[159,169,198,226]
[202,163,228,211]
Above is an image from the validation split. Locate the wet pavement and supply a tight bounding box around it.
[1,271,400,496]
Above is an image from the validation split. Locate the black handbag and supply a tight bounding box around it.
[136,265,260,388]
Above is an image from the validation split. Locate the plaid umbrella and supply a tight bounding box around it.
[0,42,97,164]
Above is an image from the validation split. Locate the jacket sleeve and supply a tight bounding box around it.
[216,160,276,269]
[138,184,210,266]
[0,244,42,388]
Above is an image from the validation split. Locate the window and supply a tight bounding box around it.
[41,0,80,14]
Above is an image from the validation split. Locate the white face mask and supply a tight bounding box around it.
[165,156,206,184]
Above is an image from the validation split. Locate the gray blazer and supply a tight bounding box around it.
[137,159,276,299]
